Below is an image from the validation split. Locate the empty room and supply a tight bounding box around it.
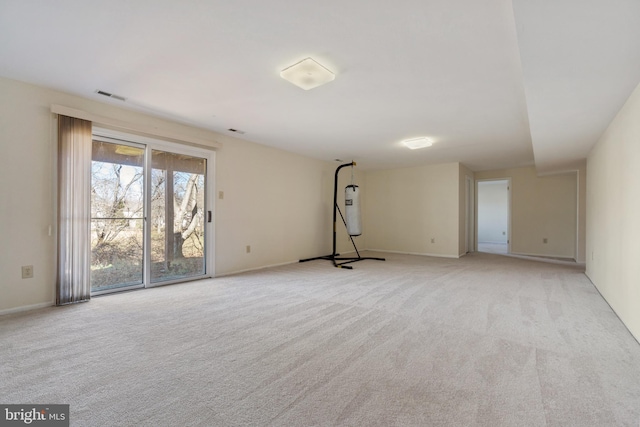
[1,1,639,426]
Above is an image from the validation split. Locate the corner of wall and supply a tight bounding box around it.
[585,81,640,342]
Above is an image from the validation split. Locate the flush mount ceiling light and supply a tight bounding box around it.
[402,137,433,149]
[280,57,335,90]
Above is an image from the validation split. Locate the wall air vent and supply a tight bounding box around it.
[95,90,126,102]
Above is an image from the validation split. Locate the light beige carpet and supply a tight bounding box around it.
[1,252,639,426]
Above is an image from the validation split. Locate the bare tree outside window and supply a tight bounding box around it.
[90,148,144,290]
[150,167,205,282]
[90,141,207,290]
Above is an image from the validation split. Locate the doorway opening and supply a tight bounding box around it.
[465,175,474,253]
[477,179,510,254]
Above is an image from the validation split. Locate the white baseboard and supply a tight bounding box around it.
[216,250,380,277]
[216,249,463,277]
[0,301,54,317]
[366,249,461,259]
[510,251,575,261]
[216,260,300,277]
[507,252,584,267]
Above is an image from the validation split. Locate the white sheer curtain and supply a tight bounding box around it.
[57,115,92,305]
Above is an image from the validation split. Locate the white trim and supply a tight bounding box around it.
[215,249,464,277]
[0,302,54,317]
[574,169,581,263]
[143,136,152,287]
[476,178,511,254]
[510,251,576,260]
[367,249,461,259]
[465,175,474,253]
[215,250,384,276]
[51,104,221,150]
[88,129,216,294]
[506,253,583,267]
[215,260,300,277]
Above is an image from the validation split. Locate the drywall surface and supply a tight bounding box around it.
[214,133,336,274]
[0,79,58,312]
[475,166,577,259]
[586,82,640,342]
[364,162,460,257]
[0,76,335,312]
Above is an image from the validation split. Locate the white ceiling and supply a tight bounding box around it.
[1,0,638,172]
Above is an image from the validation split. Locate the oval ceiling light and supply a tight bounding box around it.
[280,57,335,90]
[402,137,433,149]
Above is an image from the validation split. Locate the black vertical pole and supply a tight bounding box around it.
[332,162,354,260]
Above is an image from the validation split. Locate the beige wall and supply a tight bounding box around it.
[0,77,336,313]
[586,82,640,342]
[364,163,460,257]
[475,166,579,259]
[215,133,336,274]
[0,74,595,316]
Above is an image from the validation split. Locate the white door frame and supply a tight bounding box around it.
[465,175,474,253]
[144,138,216,288]
[92,127,215,292]
[475,178,511,254]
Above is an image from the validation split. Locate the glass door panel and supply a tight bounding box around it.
[90,140,145,292]
[150,150,206,283]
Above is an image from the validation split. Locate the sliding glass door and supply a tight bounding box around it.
[150,150,206,283]
[90,131,213,294]
[91,140,145,292]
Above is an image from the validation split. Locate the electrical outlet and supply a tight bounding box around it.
[246,245,251,253]
[218,191,224,199]
[543,238,548,244]
[430,238,435,244]
[22,265,33,279]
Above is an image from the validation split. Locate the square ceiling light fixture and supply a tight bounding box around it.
[402,137,433,149]
[280,57,335,90]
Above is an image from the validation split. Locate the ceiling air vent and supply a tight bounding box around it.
[227,128,246,135]
[95,90,126,102]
